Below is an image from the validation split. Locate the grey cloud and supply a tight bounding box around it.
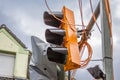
[0,0,120,80]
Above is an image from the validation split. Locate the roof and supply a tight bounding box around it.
[0,24,27,48]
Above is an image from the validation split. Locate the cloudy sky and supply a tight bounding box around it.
[0,0,120,80]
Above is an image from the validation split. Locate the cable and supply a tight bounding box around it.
[71,0,93,79]
[44,0,84,27]
[89,0,102,34]
[78,0,85,29]
[90,59,103,61]
[78,0,87,67]
[78,40,93,68]
[71,69,77,80]
[71,1,112,79]
[104,0,112,37]
[71,40,93,79]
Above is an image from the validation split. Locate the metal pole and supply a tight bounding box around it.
[96,77,105,80]
[68,71,71,80]
[101,0,114,80]
[86,2,100,32]
[80,2,100,40]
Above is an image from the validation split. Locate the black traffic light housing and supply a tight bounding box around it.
[87,65,105,79]
[45,29,65,45]
[43,11,68,64]
[44,11,63,27]
[47,47,67,64]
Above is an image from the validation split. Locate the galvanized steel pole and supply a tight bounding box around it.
[101,0,114,80]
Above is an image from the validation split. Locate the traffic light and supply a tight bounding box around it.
[87,65,105,79]
[30,36,58,80]
[44,6,80,71]
[30,36,65,80]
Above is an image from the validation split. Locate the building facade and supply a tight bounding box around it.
[0,24,30,79]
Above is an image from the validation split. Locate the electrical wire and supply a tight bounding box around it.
[44,0,84,27]
[71,30,92,79]
[71,0,93,79]
[71,40,93,79]
[78,0,85,28]
[89,0,102,34]
[78,40,93,68]
[71,0,113,79]
[78,0,93,68]
[104,0,112,37]
[78,0,86,65]
[71,69,77,80]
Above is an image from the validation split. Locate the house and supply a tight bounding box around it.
[0,24,30,79]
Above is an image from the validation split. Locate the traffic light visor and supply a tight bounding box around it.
[47,47,68,64]
[44,11,63,27]
[45,29,65,45]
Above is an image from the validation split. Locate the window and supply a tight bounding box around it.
[0,52,15,78]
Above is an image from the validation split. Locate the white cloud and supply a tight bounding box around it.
[111,0,120,18]
[114,1,120,18]
[0,2,46,40]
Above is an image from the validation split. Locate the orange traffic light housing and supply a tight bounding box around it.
[44,6,80,71]
[61,7,80,71]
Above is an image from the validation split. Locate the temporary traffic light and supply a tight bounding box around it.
[44,6,80,71]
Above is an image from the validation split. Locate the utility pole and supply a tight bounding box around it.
[101,0,114,80]
[86,0,114,80]
[68,71,71,80]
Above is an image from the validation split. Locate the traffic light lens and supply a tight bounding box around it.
[47,47,68,64]
[45,29,65,45]
[44,11,63,27]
